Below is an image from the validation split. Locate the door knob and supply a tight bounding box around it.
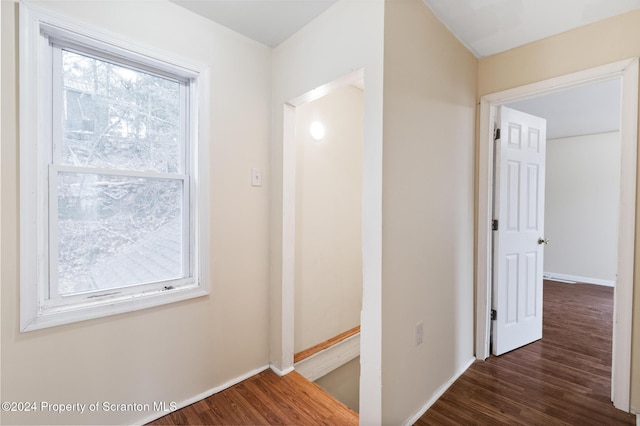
[538,238,549,245]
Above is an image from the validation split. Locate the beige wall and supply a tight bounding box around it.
[382,0,477,423]
[294,86,363,353]
[477,9,640,412]
[315,356,360,412]
[1,1,271,424]
[544,132,621,284]
[270,1,385,422]
[8,1,634,424]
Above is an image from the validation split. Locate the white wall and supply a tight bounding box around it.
[1,2,271,424]
[270,1,385,422]
[544,132,621,285]
[382,0,477,423]
[294,86,363,352]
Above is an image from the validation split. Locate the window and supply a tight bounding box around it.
[19,3,210,331]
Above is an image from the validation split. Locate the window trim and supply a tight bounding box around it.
[19,1,210,331]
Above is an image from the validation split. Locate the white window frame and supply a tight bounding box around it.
[19,2,210,332]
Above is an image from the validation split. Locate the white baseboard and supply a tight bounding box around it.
[401,357,475,426]
[543,272,614,287]
[270,363,295,377]
[294,333,360,382]
[136,364,269,425]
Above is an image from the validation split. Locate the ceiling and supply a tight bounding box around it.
[170,0,629,139]
[171,0,337,47]
[171,0,640,56]
[422,0,640,58]
[506,79,621,140]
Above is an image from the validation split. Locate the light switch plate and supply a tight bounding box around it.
[251,168,262,187]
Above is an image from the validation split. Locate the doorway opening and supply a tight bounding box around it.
[281,70,365,412]
[476,58,638,411]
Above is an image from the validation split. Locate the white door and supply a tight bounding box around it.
[492,106,547,356]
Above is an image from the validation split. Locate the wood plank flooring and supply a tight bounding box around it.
[150,281,635,425]
[148,369,358,425]
[415,280,637,425]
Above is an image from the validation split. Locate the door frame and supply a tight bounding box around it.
[475,58,639,412]
[280,68,365,371]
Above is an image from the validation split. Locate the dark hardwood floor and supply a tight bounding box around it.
[416,280,637,425]
[148,369,358,425]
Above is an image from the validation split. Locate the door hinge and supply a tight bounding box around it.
[491,310,497,320]
[494,128,501,140]
[492,219,499,231]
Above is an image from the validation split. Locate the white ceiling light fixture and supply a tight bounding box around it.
[309,121,325,141]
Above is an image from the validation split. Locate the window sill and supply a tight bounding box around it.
[21,283,208,332]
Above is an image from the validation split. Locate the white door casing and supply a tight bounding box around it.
[476,57,638,411]
[492,106,547,356]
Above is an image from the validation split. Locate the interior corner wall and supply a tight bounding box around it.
[381,0,477,423]
[477,9,640,412]
[1,1,272,424]
[270,1,385,423]
[544,132,621,284]
[294,86,364,353]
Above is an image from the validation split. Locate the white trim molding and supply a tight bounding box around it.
[543,272,615,287]
[294,333,360,382]
[269,364,295,377]
[476,57,638,413]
